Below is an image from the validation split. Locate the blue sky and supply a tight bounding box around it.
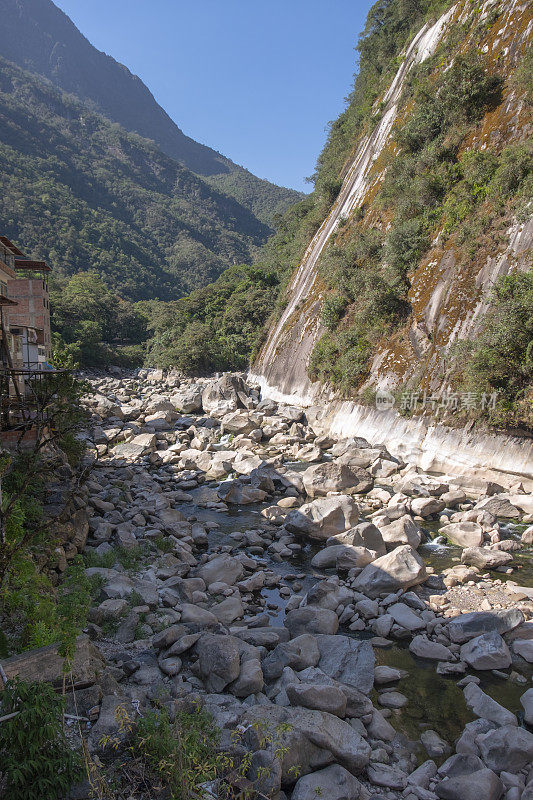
[54,0,374,192]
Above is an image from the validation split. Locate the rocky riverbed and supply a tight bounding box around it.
[68,370,533,800]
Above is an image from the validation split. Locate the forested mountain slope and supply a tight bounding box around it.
[0,56,274,300]
[0,0,301,225]
[250,0,533,429]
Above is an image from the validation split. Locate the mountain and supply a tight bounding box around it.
[147,0,532,439]
[0,0,302,226]
[0,55,274,300]
[251,0,532,429]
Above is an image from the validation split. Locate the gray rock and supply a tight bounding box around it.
[291,764,362,800]
[476,724,533,773]
[461,547,513,570]
[520,687,533,725]
[311,544,375,570]
[302,462,373,498]
[284,606,339,638]
[229,658,264,697]
[439,522,484,548]
[448,609,524,643]
[367,763,407,789]
[197,555,244,587]
[387,602,425,632]
[435,769,503,800]
[460,631,511,670]
[248,750,282,797]
[315,635,375,695]
[408,760,438,789]
[196,634,241,692]
[463,683,517,726]
[475,496,521,519]
[262,634,321,681]
[212,595,244,625]
[180,604,219,627]
[352,545,427,598]
[409,636,453,661]
[347,521,387,555]
[366,708,396,741]
[243,704,370,777]
[420,730,451,759]
[512,639,533,662]
[287,683,347,717]
[285,495,360,540]
[379,515,422,549]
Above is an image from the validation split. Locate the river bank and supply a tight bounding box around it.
[16,369,532,800]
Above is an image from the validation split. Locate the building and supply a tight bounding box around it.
[0,236,52,369]
[0,236,54,443]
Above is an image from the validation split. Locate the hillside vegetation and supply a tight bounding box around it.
[0,0,301,225]
[0,57,274,301]
[149,0,532,430]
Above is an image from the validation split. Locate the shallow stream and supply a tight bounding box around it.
[178,472,533,747]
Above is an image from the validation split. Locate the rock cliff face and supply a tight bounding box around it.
[251,0,532,484]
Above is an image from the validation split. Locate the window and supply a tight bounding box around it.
[0,280,7,296]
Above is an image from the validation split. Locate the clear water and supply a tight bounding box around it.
[179,474,533,746]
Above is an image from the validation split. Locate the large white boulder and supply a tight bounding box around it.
[285,496,360,540]
[352,545,427,598]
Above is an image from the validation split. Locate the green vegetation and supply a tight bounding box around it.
[0,57,275,302]
[1,0,301,227]
[0,679,81,800]
[0,374,92,657]
[139,0,460,376]
[50,272,147,367]
[97,700,295,800]
[453,271,533,427]
[310,45,529,394]
[145,264,282,374]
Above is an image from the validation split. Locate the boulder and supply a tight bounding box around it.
[169,386,203,413]
[463,683,517,727]
[291,764,361,800]
[197,555,244,587]
[476,724,533,772]
[475,496,521,519]
[512,639,533,662]
[409,636,453,661]
[196,634,241,692]
[311,544,375,570]
[520,688,533,725]
[378,514,422,549]
[229,658,264,697]
[347,521,387,555]
[285,496,360,540]
[212,595,244,625]
[387,602,425,632]
[221,411,259,435]
[439,522,484,548]
[284,606,339,638]
[242,704,370,777]
[315,635,375,695]
[367,763,407,790]
[202,374,245,416]
[352,545,427,598]
[302,463,373,498]
[460,631,511,670]
[262,635,321,681]
[286,683,347,717]
[411,497,446,517]
[448,608,524,644]
[461,547,513,570]
[217,480,267,505]
[435,769,503,800]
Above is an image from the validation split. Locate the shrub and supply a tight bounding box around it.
[0,679,80,800]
